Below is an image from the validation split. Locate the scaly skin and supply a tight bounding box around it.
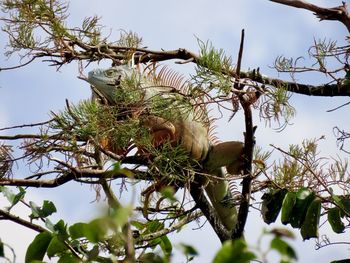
[86,65,244,232]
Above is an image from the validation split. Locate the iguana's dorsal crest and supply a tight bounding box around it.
[86,64,244,232]
[88,64,220,145]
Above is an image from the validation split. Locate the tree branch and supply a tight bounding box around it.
[269,0,350,33]
[189,179,231,242]
[0,169,150,188]
[231,30,255,239]
[0,209,45,233]
[240,69,350,97]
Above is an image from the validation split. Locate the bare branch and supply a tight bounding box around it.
[269,0,350,33]
[240,69,350,97]
[0,169,149,188]
[189,179,231,242]
[0,209,45,233]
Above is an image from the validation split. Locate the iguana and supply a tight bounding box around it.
[85,65,244,232]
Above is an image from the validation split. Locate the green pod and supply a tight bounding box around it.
[261,189,288,224]
[281,192,296,225]
[328,207,345,234]
[289,188,315,228]
[300,197,321,240]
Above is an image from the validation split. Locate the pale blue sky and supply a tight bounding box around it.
[0,0,349,262]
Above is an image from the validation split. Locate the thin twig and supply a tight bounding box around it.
[326,100,350,112]
[136,211,202,243]
[0,119,53,131]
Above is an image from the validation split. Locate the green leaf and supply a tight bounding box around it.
[261,189,288,224]
[11,187,26,208]
[45,218,55,232]
[213,239,256,263]
[70,219,108,243]
[289,188,315,228]
[281,192,296,225]
[69,222,89,239]
[29,201,41,219]
[270,237,297,261]
[42,200,57,217]
[333,195,350,216]
[300,198,321,240]
[47,235,67,258]
[0,186,26,210]
[29,200,57,220]
[25,231,53,263]
[85,218,109,243]
[328,207,345,233]
[131,220,145,230]
[159,235,172,257]
[54,219,69,240]
[178,243,198,257]
[145,220,164,234]
[143,221,164,248]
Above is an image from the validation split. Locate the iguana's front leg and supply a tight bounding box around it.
[143,115,176,147]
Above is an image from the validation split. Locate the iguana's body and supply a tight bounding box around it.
[86,65,243,232]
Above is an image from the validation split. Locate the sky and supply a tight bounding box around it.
[0,0,349,262]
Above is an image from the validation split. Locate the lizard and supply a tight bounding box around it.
[85,64,244,233]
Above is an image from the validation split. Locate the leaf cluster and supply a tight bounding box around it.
[262,186,350,242]
[193,39,233,95]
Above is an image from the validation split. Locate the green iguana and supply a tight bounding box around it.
[85,65,244,232]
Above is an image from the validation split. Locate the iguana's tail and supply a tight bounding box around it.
[204,141,244,232]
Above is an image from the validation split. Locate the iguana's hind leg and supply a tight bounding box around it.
[205,141,244,173]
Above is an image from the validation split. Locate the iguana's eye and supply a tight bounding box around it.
[105,69,116,77]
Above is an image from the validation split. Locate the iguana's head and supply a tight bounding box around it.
[87,65,135,103]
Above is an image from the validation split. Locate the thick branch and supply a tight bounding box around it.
[2,37,349,97]
[240,70,350,97]
[270,0,350,33]
[52,44,350,97]
[232,103,255,239]
[189,179,230,242]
